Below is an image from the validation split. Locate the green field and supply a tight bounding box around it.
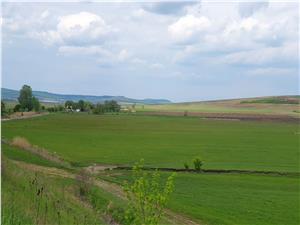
[104,170,299,225]
[2,113,299,172]
[135,97,300,116]
[2,112,300,225]
[2,144,65,168]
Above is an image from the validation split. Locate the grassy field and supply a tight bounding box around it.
[104,170,299,225]
[2,113,299,172]
[2,143,65,168]
[135,96,300,116]
[2,112,299,225]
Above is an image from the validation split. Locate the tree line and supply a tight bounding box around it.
[1,85,121,116]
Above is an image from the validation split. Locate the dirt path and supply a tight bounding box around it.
[1,112,49,121]
[12,160,201,225]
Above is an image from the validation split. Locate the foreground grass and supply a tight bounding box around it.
[2,113,299,172]
[103,170,300,225]
[1,157,104,225]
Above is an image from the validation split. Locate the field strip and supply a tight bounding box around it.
[115,166,300,177]
[12,160,202,225]
[141,111,300,122]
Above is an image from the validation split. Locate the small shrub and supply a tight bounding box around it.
[193,157,203,172]
[184,162,189,170]
[123,159,176,225]
[75,169,91,199]
[13,104,21,112]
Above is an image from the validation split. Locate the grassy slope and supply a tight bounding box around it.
[135,96,300,115]
[2,113,299,172]
[104,171,300,225]
[1,157,104,225]
[2,143,65,168]
[1,145,183,225]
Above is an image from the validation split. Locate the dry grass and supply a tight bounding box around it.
[10,136,70,168]
[11,136,32,149]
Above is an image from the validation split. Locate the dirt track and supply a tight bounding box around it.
[1,112,49,121]
[142,111,300,122]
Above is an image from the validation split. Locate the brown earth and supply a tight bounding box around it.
[1,111,49,121]
[142,111,300,122]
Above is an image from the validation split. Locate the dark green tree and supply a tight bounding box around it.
[104,100,121,112]
[65,100,75,109]
[92,103,105,114]
[18,85,33,111]
[78,100,85,112]
[32,97,41,112]
[1,101,6,116]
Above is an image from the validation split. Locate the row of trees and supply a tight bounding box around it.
[65,99,121,114]
[2,85,121,115]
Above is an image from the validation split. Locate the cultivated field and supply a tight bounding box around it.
[2,100,299,225]
[2,113,299,172]
[136,96,300,117]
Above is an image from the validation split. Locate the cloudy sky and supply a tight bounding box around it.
[1,1,299,102]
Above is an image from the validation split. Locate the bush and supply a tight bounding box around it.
[14,104,21,112]
[123,160,175,225]
[184,162,189,170]
[193,157,203,172]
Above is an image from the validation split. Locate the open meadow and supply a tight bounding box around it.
[136,96,300,116]
[2,111,300,225]
[2,113,299,172]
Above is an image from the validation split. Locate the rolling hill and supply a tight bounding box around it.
[1,88,171,104]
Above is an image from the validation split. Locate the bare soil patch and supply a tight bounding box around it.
[2,112,49,121]
[142,111,300,122]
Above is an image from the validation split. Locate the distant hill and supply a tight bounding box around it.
[1,88,171,104]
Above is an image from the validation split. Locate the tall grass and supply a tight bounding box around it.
[1,156,103,225]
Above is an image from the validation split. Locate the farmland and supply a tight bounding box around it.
[2,113,299,172]
[136,96,300,116]
[2,106,299,225]
[104,170,299,225]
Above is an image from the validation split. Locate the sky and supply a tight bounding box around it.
[1,1,299,102]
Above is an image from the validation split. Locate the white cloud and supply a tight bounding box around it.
[168,15,211,43]
[32,12,113,46]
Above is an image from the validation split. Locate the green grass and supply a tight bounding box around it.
[1,157,104,225]
[103,170,300,225]
[2,143,65,168]
[241,97,300,104]
[2,113,299,172]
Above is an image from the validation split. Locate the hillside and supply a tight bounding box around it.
[136,95,300,118]
[1,88,171,104]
